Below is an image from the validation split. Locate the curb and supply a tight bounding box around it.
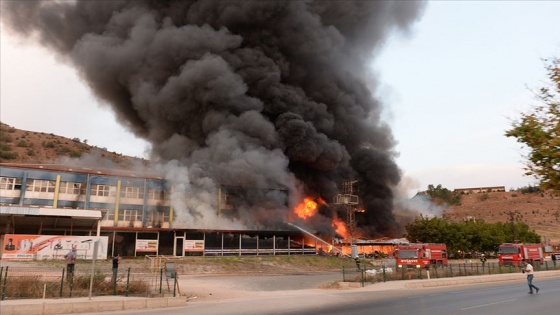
[0,296,186,315]
[403,269,560,288]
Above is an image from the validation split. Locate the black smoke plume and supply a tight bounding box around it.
[2,1,426,237]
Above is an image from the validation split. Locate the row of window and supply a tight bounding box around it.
[0,177,165,200]
[103,210,168,222]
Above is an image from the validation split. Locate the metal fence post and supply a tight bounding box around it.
[449,264,453,277]
[159,268,163,294]
[173,275,177,297]
[125,267,131,297]
[360,269,364,287]
[69,274,73,298]
[60,268,65,298]
[113,268,118,295]
[1,266,8,301]
[382,266,386,283]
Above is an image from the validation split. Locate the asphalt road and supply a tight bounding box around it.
[81,276,559,315]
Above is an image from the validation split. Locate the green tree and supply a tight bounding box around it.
[505,57,560,190]
[405,217,541,258]
[425,184,462,206]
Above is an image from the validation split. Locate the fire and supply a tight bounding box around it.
[332,217,349,240]
[294,197,320,220]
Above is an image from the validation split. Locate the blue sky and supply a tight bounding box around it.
[372,1,559,194]
[1,1,559,196]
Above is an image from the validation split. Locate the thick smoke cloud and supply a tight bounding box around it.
[2,1,426,237]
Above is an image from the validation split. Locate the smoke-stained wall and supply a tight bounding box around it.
[2,1,426,237]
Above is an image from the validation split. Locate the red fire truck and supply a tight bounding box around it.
[393,243,448,268]
[498,243,543,266]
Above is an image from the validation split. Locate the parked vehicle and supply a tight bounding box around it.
[393,243,448,268]
[498,243,543,266]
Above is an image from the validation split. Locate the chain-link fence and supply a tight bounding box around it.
[0,265,178,300]
[343,260,560,285]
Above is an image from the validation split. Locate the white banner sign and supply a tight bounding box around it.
[2,234,108,261]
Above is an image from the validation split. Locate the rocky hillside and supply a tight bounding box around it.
[446,190,560,245]
[0,122,144,167]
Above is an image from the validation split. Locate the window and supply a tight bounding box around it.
[149,211,168,223]
[123,209,139,221]
[59,182,82,194]
[121,186,144,199]
[398,250,419,259]
[498,246,518,254]
[148,188,165,200]
[102,210,114,221]
[0,177,22,190]
[26,179,55,192]
[91,184,110,197]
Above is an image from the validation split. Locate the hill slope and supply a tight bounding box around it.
[0,122,143,167]
[446,191,560,245]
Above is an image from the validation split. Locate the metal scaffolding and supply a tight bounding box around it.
[333,180,361,244]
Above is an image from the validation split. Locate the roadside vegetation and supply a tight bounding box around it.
[405,216,541,258]
[505,57,560,191]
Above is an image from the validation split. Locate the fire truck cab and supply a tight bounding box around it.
[498,243,543,266]
[394,243,448,269]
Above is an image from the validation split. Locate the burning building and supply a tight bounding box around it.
[1,1,427,250]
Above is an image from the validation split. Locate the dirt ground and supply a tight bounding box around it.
[0,255,352,301]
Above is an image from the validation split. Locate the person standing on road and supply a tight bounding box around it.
[523,259,540,294]
[64,247,77,280]
[552,253,557,267]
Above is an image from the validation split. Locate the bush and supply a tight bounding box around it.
[0,133,13,142]
[42,141,55,148]
[517,186,542,194]
[0,151,18,159]
[16,140,29,147]
[0,143,12,151]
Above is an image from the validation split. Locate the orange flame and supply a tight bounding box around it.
[294,197,319,220]
[332,217,349,240]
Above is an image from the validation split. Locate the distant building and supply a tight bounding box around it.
[453,186,505,194]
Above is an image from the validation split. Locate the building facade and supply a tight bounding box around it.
[0,163,315,260]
